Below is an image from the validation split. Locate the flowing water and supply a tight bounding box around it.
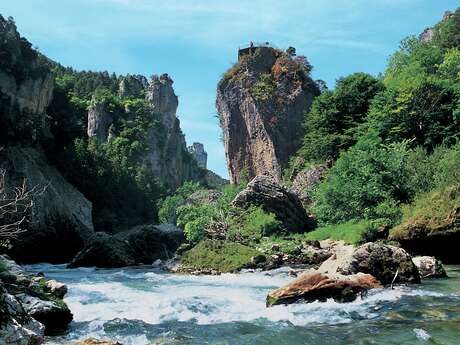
[24,264,460,345]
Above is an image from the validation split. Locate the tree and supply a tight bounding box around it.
[312,132,411,225]
[286,73,384,176]
[0,169,45,241]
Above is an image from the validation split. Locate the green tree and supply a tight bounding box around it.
[312,132,411,225]
[286,73,384,176]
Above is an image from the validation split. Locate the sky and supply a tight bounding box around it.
[1,1,458,178]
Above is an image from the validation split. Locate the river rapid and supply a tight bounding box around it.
[24,264,460,345]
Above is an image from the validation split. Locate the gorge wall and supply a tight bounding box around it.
[216,46,320,184]
[0,14,224,262]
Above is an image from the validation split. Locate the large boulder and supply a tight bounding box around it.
[266,271,382,307]
[0,286,45,345]
[319,242,421,285]
[69,224,184,268]
[68,232,136,268]
[412,256,447,279]
[0,255,72,340]
[232,175,314,232]
[16,294,72,334]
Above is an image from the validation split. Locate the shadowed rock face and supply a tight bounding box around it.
[232,175,315,232]
[217,46,319,184]
[68,224,184,268]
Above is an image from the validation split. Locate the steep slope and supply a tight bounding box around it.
[0,15,94,262]
[216,45,320,184]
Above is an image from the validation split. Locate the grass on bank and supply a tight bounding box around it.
[391,184,460,239]
[303,220,370,245]
[181,239,260,272]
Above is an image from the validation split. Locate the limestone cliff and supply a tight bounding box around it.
[216,45,320,184]
[188,142,208,169]
[0,15,94,263]
[88,73,222,189]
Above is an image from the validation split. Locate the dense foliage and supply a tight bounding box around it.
[286,73,384,176]
[44,65,167,231]
[287,8,460,229]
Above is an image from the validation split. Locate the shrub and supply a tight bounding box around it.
[176,203,217,243]
[303,220,370,245]
[180,239,260,272]
[251,73,275,102]
[227,207,281,242]
[312,132,410,225]
[158,181,202,223]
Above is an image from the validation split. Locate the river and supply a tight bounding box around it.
[24,264,460,345]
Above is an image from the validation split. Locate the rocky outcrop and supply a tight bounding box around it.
[0,147,94,263]
[266,271,382,307]
[217,45,319,184]
[0,255,72,342]
[412,256,447,279]
[389,186,460,263]
[0,16,54,145]
[118,74,147,99]
[87,100,113,144]
[318,242,420,285]
[87,72,224,189]
[69,224,184,268]
[0,17,95,264]
[232,175,314,232]
[291,164,328,208]
[188,142,208,169]
[419,11,455,43]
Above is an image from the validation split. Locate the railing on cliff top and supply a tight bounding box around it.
[238,42,278,50]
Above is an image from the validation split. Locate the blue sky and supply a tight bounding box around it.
[1,1,457,178]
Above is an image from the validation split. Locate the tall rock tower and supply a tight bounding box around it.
[216,45,320,184]
[188,142,208,169]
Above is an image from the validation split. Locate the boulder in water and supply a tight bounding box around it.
[69,224,184,268]
[319,242,421,285]
[266,270,382,307]
[412,256,447,279]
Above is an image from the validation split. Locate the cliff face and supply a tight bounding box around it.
[87,73,212,189]
[188,142,208,169]
[0,15,94,262]
[217,46,319,184]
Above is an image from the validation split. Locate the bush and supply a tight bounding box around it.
[312,132,410,225]
[304,220,370,245]
[158,181,202,223]
[180,239,260,272]
[227,206,281,242]
[176,203,217,243]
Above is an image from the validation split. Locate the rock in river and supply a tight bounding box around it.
[412,256,447,279]
[266,270,382,307]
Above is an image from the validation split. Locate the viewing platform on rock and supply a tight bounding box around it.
[238,42,276,60]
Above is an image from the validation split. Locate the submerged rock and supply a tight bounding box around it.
[266,271,382,307]
[69,224,184,268]
[71,339,122,345]
[232,175,314,232]
[412,256,447,279]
